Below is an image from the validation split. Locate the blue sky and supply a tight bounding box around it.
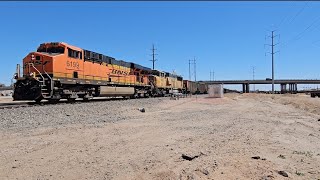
[1,2,320,90]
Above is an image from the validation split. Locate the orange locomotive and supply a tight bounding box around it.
[13,42,183,102]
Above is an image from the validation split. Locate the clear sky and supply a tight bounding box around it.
[1,2,320,90]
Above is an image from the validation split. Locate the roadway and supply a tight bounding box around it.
[200,79,320,93]
[200,79,320,84]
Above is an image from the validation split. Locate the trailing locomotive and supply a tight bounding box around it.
[13,42,183,102]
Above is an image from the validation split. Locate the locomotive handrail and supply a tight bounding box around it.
[147,75,155,88]
[42,68,53,96]
[29,63,52,97]
[28,63,45,83]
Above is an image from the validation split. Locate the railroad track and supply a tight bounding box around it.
[0,97,154,110]
[0,102,35,109]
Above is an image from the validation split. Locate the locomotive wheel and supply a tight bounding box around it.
[83,97,93,102]
[67,98,76,103]
[122,96,129,100]
[49,99,60,104]
[35,98,43,104]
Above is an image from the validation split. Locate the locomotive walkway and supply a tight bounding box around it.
[201,79,320,93]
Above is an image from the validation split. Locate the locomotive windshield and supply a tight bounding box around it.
[37,47,65,54]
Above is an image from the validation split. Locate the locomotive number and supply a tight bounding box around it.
[66,61,79,69]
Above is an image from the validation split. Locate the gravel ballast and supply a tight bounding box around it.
[0,98,164,132]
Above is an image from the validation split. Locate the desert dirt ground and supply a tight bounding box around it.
[0,93,320,180]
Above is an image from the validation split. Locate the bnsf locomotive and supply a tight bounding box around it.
[13,42,183,102]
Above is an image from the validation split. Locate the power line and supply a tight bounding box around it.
[276,2,296,29]
[282,14,320,49]
[286,2,309,26]
[292,17,320,41]
[275,2,309,34]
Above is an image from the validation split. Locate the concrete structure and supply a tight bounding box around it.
[201,79,320,93]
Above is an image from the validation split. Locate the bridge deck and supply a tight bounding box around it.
[200,79,320,84]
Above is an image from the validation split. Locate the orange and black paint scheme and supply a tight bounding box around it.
[13,42,184,102]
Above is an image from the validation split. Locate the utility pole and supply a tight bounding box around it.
[188,58,197,96]
[213,70,214,81]
[266,30,278,94]
[189,59,196,81]
[271,31,275,94]
[252,66,255,91]
[194,57,196,82]
[150,44,157,70]
[213,71,215,81]
[189,60,192,80]
[210,70,215,81]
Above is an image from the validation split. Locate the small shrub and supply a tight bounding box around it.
[277,154,286,159]
[295,170,304,176]
[292,151,313,157]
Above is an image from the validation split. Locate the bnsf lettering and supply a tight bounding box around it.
[111,69,129,76]
[66,61,79,69]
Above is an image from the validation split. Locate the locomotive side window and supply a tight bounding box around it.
[37,47,65,54]
[36,56,40,60]
[68,48,72,57]
[68,48,82,59]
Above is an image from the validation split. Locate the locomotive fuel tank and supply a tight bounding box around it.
[99,86,135,97]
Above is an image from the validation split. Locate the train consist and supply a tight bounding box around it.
[12,42,207,102]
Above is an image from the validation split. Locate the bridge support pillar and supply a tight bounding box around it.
[242,83,250,93]
[294,83,298,94]
[288,83,298,94]
[242,84,245,93]
[246,83,250,93]
[280,84,287,94]
[289,84,292,93]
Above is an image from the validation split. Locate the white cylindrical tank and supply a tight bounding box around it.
[208,84,224,98]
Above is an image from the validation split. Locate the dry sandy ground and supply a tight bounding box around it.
[0,94,320,180]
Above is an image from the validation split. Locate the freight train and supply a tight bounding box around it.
[13,42,185,102]
[183,80,208,94]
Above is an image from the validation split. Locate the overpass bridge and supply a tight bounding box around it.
[200,79,320,93]
[0,86,12,91]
